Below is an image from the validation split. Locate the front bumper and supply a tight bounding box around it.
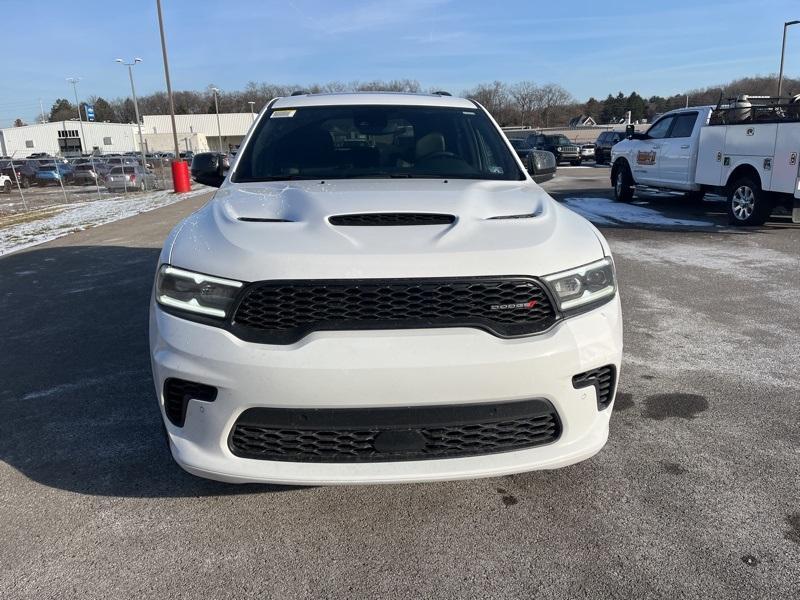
[150,296,623,484]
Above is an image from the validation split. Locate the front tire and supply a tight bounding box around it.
[727,176,770,226]
[613,162,634,202]
[2,181,10,194]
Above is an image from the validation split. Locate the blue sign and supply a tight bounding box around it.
[85,105,95,122]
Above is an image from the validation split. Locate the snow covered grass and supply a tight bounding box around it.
[562,196,718,228]
[0,187,210,256]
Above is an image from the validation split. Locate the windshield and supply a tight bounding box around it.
[234,105,524,182]
[548,135,573,146]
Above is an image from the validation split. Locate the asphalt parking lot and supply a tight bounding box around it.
[1,166,798,599]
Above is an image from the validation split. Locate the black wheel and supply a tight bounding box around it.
[595,157,606,165]
[727,176,771,226]
[571,159,582,166]
[2,181,10,194]
[613,162,634,202]
[685,190,705,203]
[21,176,31,188]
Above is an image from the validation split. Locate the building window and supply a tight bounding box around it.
[103,137,112,145]
[25,140,34,148]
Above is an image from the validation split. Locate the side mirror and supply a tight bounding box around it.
[625,124,635,137]
[190,153,226,188]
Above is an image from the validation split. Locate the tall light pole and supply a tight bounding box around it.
[211,87,223,153]
[156,0,190,192]
[66,77,87,155]
[248,101,255,122]
[778,20,800,97]
[115,58,149,178]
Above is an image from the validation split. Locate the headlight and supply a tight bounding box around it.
[544,257,616,311]
[156,265,243,318]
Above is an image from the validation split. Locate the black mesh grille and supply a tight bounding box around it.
[229,400,561,462]
[329,213,455,226]
[572,365,616,410]
[163,378,218,427]
[231,277,557,344]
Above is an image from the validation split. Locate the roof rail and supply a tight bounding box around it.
[290,90,307,96]
[432,91,452,96]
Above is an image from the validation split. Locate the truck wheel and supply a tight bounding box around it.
[727,176,771,226]
[21,176,30,189]
[613,163,634,203]
[685,190,705,204]
[571,159,582,166]
[2,181,10,194]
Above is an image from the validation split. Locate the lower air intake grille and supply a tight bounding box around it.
[229,399,561,462]
[329,213,455,226]
[231,277,557,344]
[572,365,616,410]
[163,378,218,427]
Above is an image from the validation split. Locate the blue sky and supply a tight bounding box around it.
[1,0,798,126]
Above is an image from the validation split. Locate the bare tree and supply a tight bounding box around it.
[509,81,539,126]
[533,83,574,127]
[464,81,512,124]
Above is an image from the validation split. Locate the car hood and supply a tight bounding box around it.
[166,179,605,281]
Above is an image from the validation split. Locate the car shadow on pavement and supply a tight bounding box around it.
[0,245,293,497]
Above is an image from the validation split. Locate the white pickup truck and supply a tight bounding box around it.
[611,95,800,225]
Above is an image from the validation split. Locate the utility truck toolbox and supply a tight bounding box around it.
[611,94,800,225]
[150,92,623,485]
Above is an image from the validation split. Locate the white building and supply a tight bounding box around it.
[0,121,141,157]
[142,113,256,153]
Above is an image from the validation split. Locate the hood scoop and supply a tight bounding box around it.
[329,213,455,226]
[237,217,294,223]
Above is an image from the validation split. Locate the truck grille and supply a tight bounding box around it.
[230,277,558,344]
[229,399,561,462]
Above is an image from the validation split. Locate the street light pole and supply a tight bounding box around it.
[155,0,190,192]
[211,87,223,153]
[248,101,255,122]
[156,0,180,159]
[66,77,87,155]
[778,20,800,97]
[116,58,150,188]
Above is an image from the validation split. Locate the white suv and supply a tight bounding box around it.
[150,92,622,484]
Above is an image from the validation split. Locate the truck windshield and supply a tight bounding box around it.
[233,105,524,182]
[549,135,573,146]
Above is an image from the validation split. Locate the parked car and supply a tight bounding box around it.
[0,173,11,193]
[507,132,581,165]
[0,160,37,188]
[155,92,623,484]
[594,131,628,165]
[35,161,74,186]
[105,165,160,192]
[180,151,195,162]
[72,162,111,186]
[508,139,557,183]
[580,144,596,161]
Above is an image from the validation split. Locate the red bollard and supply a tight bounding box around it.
[171,160,192,193]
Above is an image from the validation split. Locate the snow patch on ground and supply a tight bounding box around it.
[562,196,716,228]
[0,188,210,256]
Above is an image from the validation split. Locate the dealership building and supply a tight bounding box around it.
[141,113,256,153]
[0,121,142,157]
[0,113,257,157]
